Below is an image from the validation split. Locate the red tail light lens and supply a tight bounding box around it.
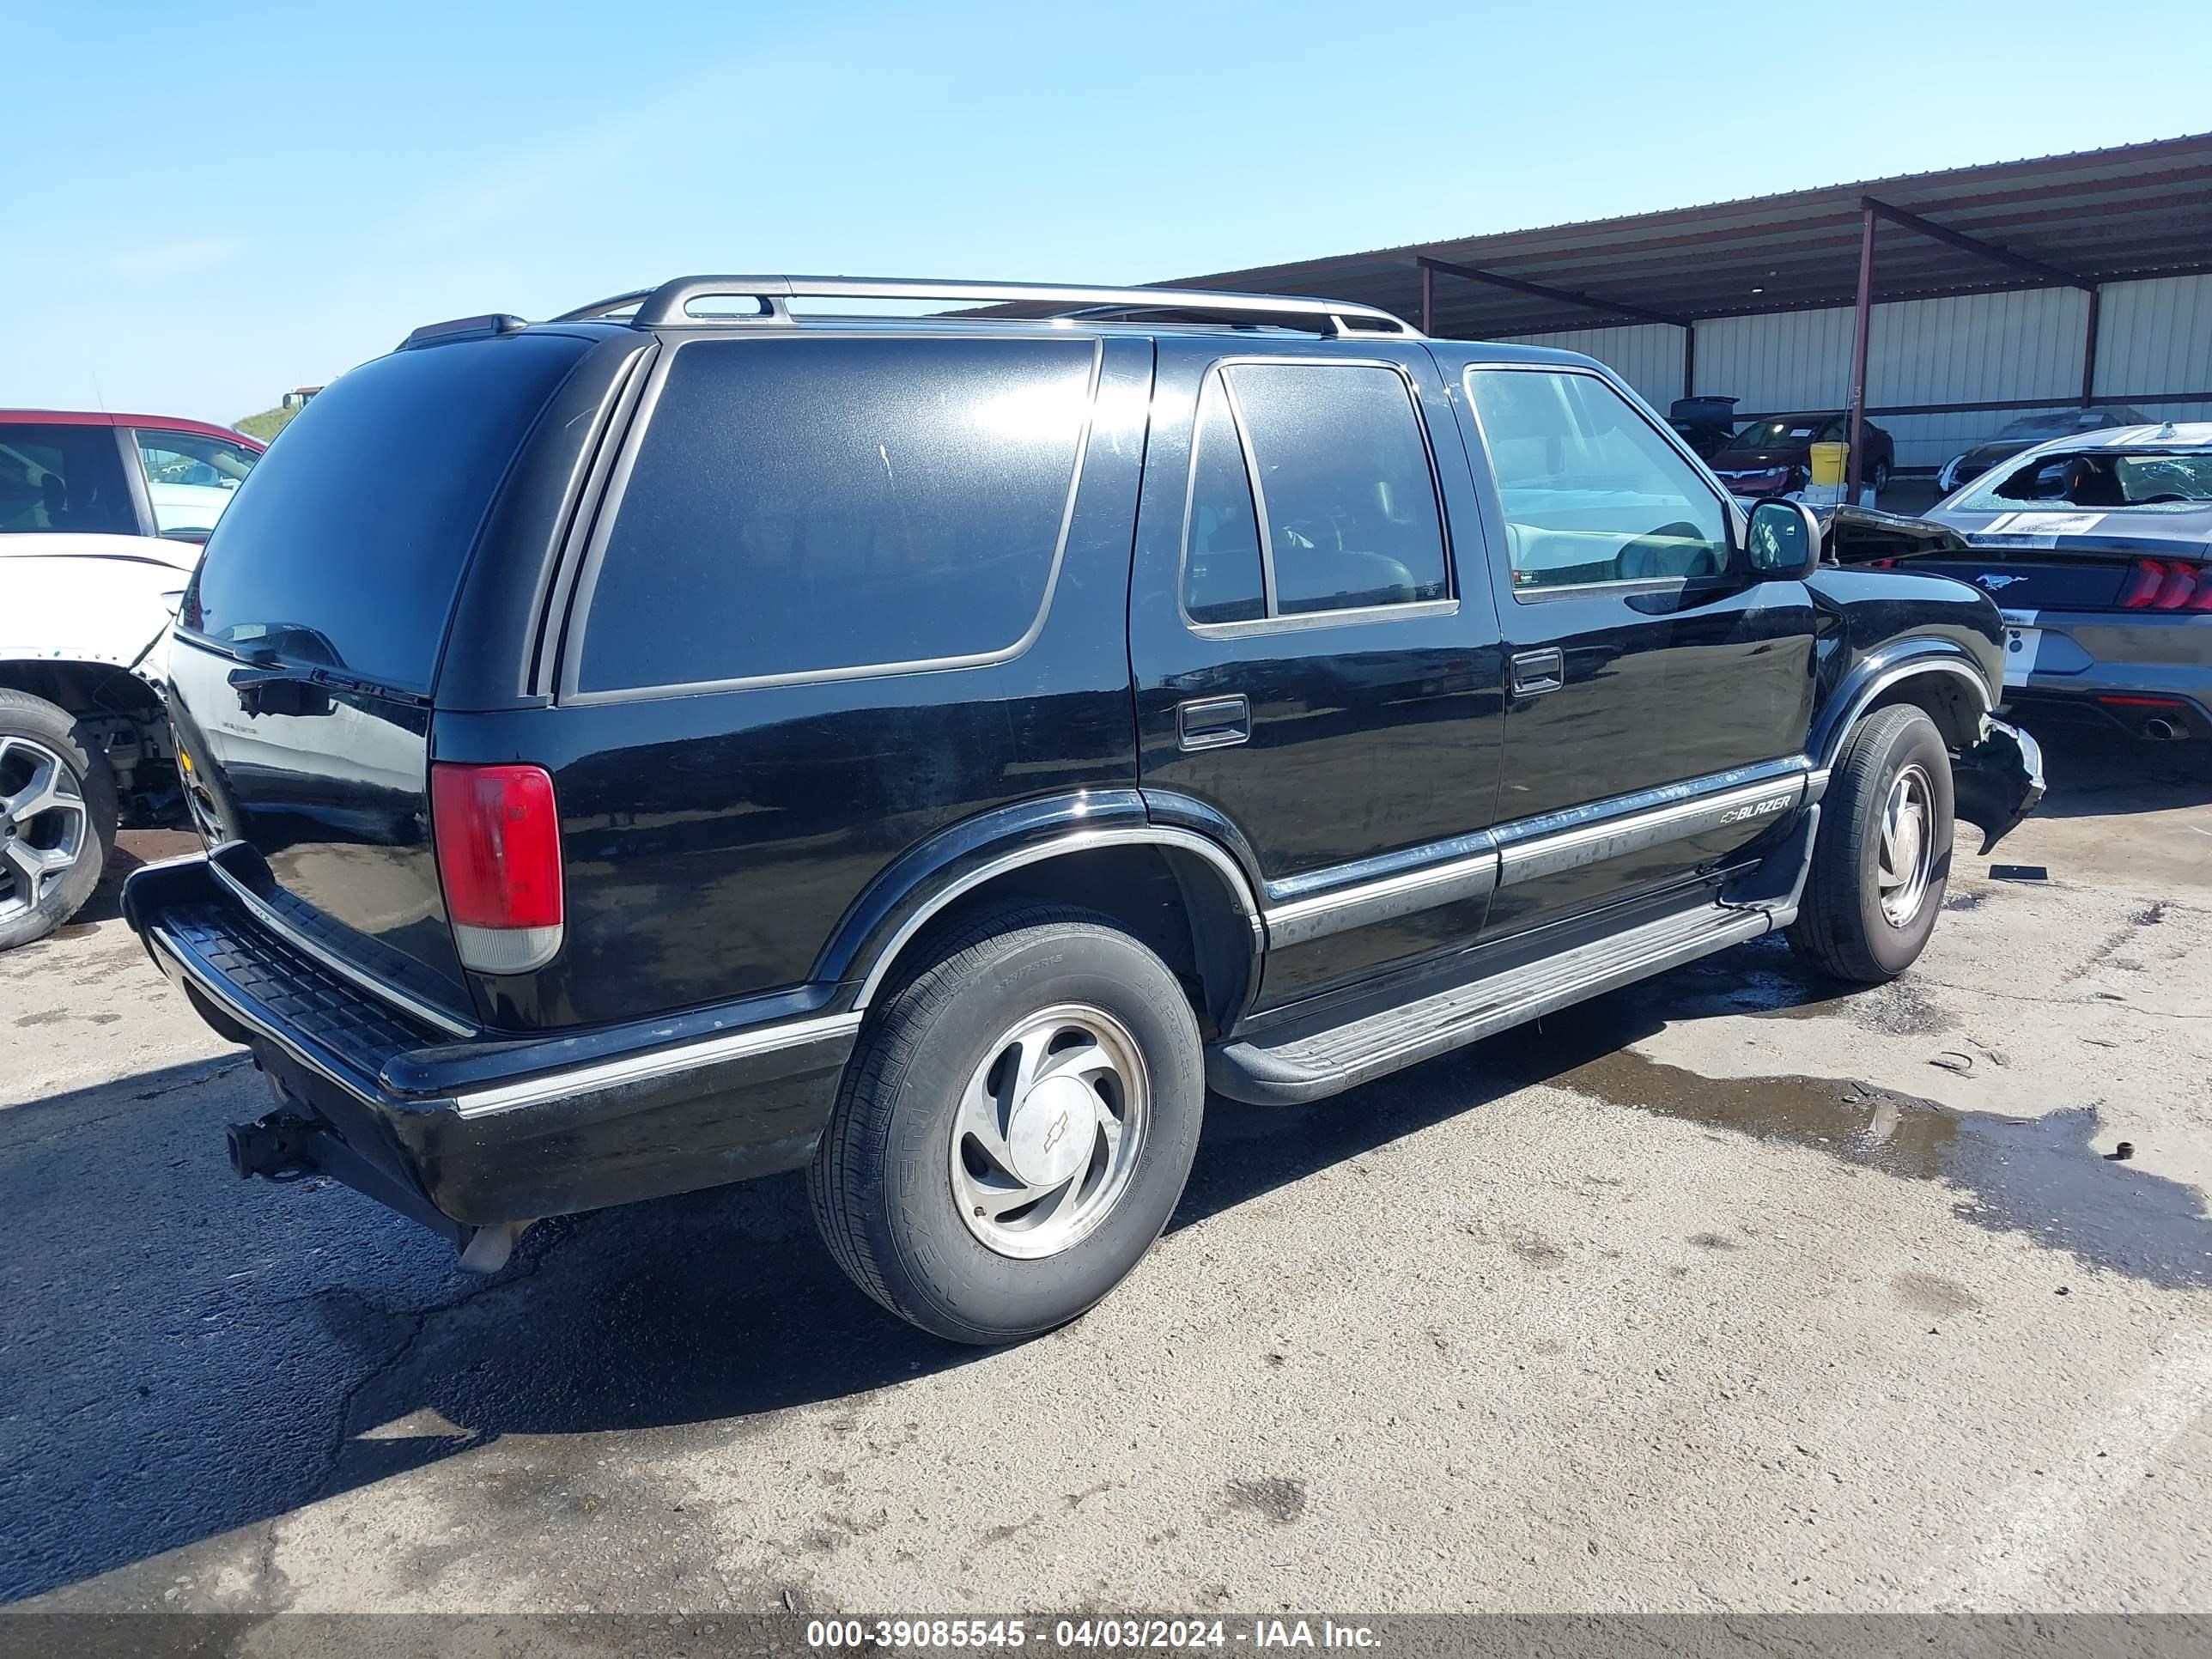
[2120,561,2167,608]
[2153,563,2197,610]
[431,763,563,973]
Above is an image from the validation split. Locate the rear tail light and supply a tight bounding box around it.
[430,763,564,974]
[2119,559,2212,611]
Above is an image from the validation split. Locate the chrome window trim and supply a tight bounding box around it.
[1174,355,1455,635]
[207,857,477,1039]
[530,342,658,699]
[1458,361,1737,605]
[1189,597,1461,640]
[853,826,1265,1010]
[558,333,1105,705]
[447,1011,865,1119]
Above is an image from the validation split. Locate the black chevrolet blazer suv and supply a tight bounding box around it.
[125,276,2045,1343]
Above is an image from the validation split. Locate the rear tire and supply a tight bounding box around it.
[809,905,1204,1344]
[0,689,117,952]
[1788,704,1952,984]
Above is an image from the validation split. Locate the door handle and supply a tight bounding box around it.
[1177,695,1251,752]
[1510,648,1565,697]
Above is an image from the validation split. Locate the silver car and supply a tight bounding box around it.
[1915,422,2212,742]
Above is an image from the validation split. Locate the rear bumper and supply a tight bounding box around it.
[122,856,856,1232]
[2003,609,2212,738]
[1951,716,2045,855]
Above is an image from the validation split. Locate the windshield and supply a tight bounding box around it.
[1728,416,1829,451]
[1956,448,2212,510]
[1992,412,2094,441]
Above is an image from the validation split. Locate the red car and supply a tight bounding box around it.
[1,408,266,544]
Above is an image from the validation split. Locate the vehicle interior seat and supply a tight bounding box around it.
[2061,457,2126,507]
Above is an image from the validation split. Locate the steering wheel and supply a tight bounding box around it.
[2135,493,2190,505]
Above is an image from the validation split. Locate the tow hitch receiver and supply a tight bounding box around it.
[227,1111,319,1181]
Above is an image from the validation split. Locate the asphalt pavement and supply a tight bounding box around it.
[3,722,2208,1614]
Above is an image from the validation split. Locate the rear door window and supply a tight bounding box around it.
[1179,360,1449,625]
[183,332,589,695]
[574,336,1098,696]
[0,422,137,536]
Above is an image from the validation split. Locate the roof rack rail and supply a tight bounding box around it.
[548,276,1420,338]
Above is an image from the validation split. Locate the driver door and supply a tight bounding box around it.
[1446,359,1819,940]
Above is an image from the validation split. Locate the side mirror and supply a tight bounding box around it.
[1745,497,1822,580]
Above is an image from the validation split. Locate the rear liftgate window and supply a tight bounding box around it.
[574,337,1099,695]
[185,332,591,695]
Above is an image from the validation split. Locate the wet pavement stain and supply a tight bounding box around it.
[1548,1047,2212,1290]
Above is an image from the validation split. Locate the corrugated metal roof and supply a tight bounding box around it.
[1169,134,2212,338]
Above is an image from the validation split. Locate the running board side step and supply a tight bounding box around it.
[1207,902,1790,1106]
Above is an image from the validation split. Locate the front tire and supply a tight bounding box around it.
[809,905,1205,1344]
[0,690,118,952]
[1787,704,1952,983]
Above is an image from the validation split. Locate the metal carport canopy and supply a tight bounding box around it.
[1163,133,2212,339]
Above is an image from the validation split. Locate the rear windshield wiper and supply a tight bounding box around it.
[226,653,431,715]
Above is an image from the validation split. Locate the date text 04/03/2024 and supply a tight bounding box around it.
[804,1618,1382,1650]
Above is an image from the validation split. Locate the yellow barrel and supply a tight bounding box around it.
[1808,441,1849,487]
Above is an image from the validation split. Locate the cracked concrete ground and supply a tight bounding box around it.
[3,723,2209,1614]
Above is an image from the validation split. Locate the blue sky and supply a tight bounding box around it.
[7,0,2209,424]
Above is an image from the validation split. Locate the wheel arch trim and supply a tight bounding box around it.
[1812,644,1993,776]
[843,818,1265,1014]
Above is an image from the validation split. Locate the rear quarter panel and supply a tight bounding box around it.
[441,336,1158,1031]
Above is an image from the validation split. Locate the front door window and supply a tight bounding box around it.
[1465,368,1729,592]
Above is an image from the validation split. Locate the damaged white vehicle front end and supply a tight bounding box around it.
[0,532,198,948]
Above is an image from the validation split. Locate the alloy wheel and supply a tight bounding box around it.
[950,1002,1151,1261]
[1876,763,1936,927]
[0,735,91,924]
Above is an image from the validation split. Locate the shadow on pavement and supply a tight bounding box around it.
[2011,715,2212,820]
[4,930,2207,1605]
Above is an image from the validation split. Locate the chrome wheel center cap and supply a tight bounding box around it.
[1005,1074,1094,1188]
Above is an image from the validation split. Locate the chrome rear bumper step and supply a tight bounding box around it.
[1206,902,1789,1106]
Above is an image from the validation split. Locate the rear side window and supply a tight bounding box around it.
[185,333,589,694]
[0,422,136,536]
[574,337,1098,696]
[1179,362,1449,625]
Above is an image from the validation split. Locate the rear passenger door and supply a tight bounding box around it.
[1130,340,1508,1009]
[1451,361,1818,941]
